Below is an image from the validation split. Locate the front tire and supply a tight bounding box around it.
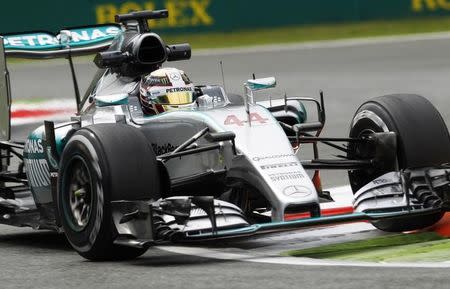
[58,124,160,260]
[348,94,450,232]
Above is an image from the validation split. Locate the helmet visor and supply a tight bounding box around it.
[155,91,194,105]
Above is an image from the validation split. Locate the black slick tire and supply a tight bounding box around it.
[57,124,160,260]
[348,94,450,232]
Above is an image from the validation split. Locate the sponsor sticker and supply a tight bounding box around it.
[269,171,304,182]
[3,26,120,50]
[166,87,193,93]
[253,154,294,162]
[24,139,44,154]
[282,185,312,198]
[260,162,299,170]
[24,138,51,188]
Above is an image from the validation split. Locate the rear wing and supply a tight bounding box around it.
[0,24,122,118]
[2,24,121,59]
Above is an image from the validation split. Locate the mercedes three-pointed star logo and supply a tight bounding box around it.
[282,185,312,198]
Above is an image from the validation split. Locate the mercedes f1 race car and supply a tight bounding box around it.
[1,10,450,260]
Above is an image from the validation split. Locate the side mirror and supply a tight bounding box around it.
[246,77,276,91]
[244,76,276,106]
[242,77,276,126]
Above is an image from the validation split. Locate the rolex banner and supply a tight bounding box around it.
[0,1,449,35]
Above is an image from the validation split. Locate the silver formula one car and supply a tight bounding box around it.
[1,10,450,260]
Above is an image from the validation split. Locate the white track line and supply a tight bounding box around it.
[11,99,76,126]
[158,245,450,268]
[12,99,75,110]
[11,114,74,126]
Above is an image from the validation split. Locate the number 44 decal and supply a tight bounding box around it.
[224,113,269,126]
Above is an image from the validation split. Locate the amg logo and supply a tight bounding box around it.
[24,158,50,188]
[260,162,299,170]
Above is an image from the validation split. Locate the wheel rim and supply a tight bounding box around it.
[62,156,93,232]
[349,112,399,191]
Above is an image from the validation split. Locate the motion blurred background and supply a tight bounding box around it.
[2,0,450,48]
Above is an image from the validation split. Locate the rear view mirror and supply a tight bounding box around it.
[246,77,276,91]
[244,76,277,107]
[0,37,11,141]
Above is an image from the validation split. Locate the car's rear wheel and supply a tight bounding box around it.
[348,94,450,232]
[58,124,160,260]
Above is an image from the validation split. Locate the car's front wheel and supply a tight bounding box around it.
[348,94,450,232]
[57,124,160,260]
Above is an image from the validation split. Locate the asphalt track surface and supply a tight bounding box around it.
[3,36,450,288]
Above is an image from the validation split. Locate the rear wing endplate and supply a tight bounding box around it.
[0,37,11,141]
[2,25,121,59]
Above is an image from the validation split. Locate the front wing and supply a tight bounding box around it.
[111,202,443,249]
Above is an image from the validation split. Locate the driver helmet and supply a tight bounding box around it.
[139,67,195,115]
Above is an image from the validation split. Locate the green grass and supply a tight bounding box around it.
[284,232,450,262]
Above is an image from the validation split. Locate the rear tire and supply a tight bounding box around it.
[348,94,450,232]
[57,124,160,260]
